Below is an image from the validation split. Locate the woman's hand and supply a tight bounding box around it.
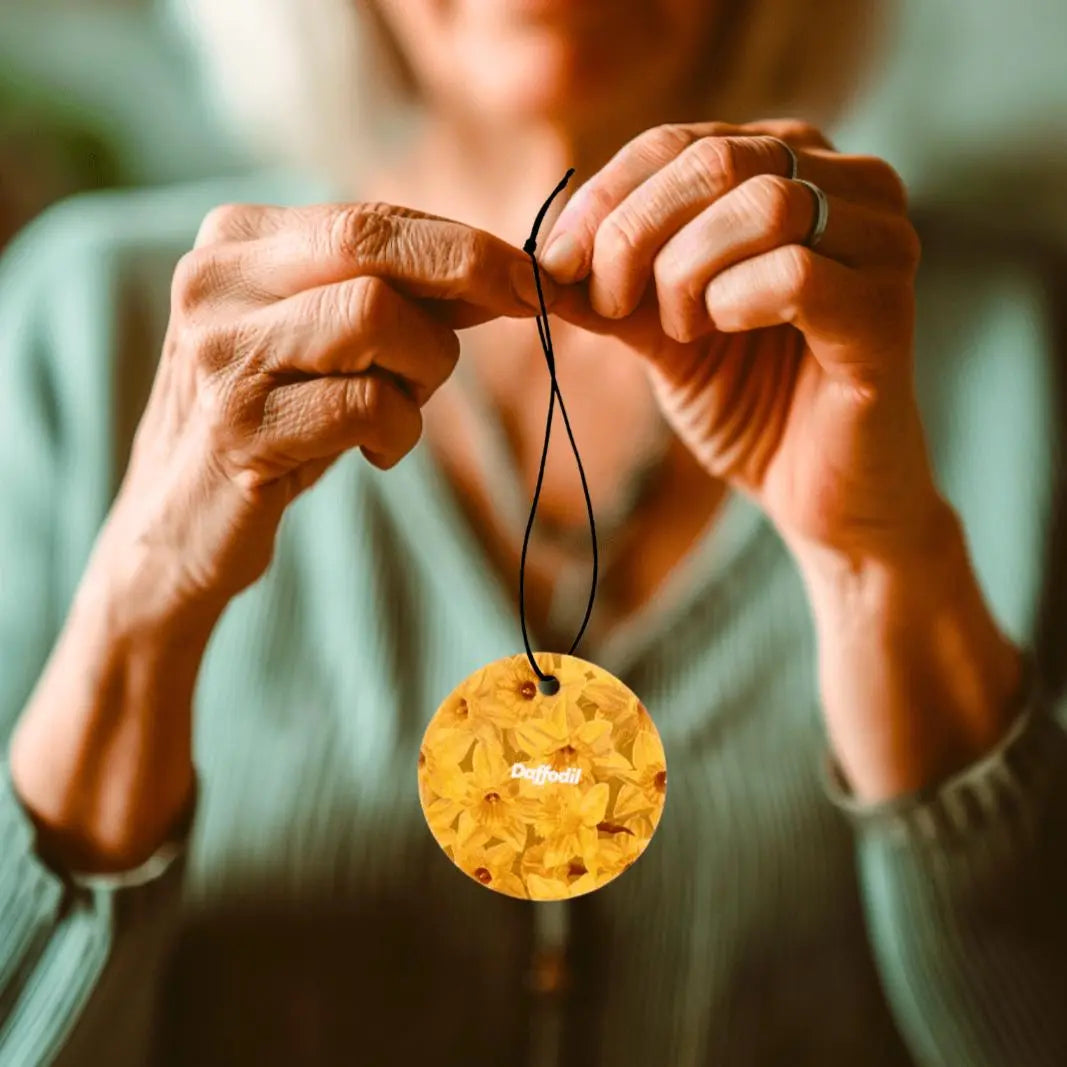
[540,119,939,563]
[539,120,1024,800]
[113,200,551,611]
[8,201,550,871]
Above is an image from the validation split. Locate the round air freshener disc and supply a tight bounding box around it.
[418,651,667,900]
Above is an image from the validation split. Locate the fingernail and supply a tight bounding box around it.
[538,233,583,282]
[511,259,557,309]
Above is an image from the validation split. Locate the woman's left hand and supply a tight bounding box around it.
[541,119,1025,800]
[541,119,942,564]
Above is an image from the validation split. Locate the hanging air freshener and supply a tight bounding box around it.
[418,170,667,901]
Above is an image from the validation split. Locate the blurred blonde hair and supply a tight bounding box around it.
[175,0,886,188]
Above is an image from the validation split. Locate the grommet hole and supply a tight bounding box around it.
[538,675,561,696]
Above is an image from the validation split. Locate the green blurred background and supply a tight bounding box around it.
[0,0,247,250]
[1,0,1066,252]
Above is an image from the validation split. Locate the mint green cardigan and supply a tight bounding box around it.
[1,172,1066,1066]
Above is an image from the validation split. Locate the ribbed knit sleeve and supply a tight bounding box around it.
[0,201,192,1066]
[826,675,1067,1066]
[0,762,191,1065]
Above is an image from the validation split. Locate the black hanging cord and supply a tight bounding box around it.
[518,168,599,687]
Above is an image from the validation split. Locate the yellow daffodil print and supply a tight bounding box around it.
[607,695,658,752]
[521,842,600,900]
[454,740,535,853]
[513,702,634,784]
[418,653,668,900]
[473,655,551,728]
[432,674,508,751]
[418,728,475,847]
[533,781,610,868]
[559,657,640,725]
[508,697,570,761]
[418,727,474,792]
[593,823,645,879]
[451,838,528,899]
[613,728,668,838]
[521,823,644,899]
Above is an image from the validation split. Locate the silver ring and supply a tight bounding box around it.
[794,178,829,249]
[766,136,799,180]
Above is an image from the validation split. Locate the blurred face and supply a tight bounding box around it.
[371,0,723,125]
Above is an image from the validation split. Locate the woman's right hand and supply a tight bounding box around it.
[7,202,549,872]
[111,201,552,613]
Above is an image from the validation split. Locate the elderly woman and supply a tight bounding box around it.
[1,0,1065,1064]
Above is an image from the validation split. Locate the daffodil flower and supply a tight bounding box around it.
[453,740,535,853]
[508,698,569,758]
[613,729,667,833]
[591,824,646,883]
[512,699,633,784]
[521,842,600,900]
[608,697,658,753]
[418,727,477,844]
[434,685,503,750]
[468,655,550,733]
[451,839,528,899]
[534,780,610,868]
